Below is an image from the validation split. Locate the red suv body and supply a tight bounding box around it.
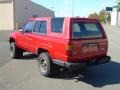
[9,17,110,77]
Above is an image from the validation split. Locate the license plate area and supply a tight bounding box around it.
[82,43,98,53]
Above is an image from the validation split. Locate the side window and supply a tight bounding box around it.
[33,21,47,34]
[24,21,34,32]
[39,21,47,34]
[33,21,41,32]
[51,18,64,33]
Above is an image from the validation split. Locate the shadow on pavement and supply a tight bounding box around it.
[17,54,120,87]
[53,61,120,87]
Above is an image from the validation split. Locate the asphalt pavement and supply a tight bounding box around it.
[0,26,120,90]
[0,31,12,67]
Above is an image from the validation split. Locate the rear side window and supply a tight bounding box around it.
[72,22,103,39]
[51,18,64,33]
[33,21,47,34]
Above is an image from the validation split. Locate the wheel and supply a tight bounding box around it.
[9,42,23,59]
[38,52,54,77]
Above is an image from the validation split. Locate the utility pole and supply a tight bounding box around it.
[72,0,74,17]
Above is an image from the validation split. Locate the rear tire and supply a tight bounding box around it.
[38,52,54,77]
[9,42,23,59]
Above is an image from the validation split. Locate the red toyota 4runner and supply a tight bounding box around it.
[9,17,110,77]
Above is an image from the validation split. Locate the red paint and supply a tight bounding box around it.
[9,17,108,63]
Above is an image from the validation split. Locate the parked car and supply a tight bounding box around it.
[9,17,110,77]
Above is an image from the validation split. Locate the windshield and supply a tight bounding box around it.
[72,22,103,39]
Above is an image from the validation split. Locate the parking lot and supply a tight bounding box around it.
[0,25,120,90]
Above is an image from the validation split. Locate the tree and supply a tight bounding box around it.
[99,9,111,23]
[114,0,120,11]
[88,12,99,20]
[99,10,106,23]
[88,9,111,24]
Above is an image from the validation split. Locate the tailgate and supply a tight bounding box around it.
[71,39,108,61]
[69,20,108,61]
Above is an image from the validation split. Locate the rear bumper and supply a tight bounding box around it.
[53,59,87,70]
[53,56,111,70]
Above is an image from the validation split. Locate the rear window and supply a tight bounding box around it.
[51,18,64,33]
[72,22,103,39]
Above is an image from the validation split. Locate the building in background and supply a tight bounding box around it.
[0,0,55,30]
[111,8,120,26]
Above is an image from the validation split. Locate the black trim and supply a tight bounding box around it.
[52,59,86,70]
[52,56,111,70]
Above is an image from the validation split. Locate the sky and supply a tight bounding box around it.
[32,0,116,17]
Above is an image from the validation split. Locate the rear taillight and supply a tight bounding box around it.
[66,44,72,56]
[66,44,72,51]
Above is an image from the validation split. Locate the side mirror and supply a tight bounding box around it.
[19,29,24,33]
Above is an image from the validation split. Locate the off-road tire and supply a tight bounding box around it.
[9,42,23,59]
[38,52,54,77]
